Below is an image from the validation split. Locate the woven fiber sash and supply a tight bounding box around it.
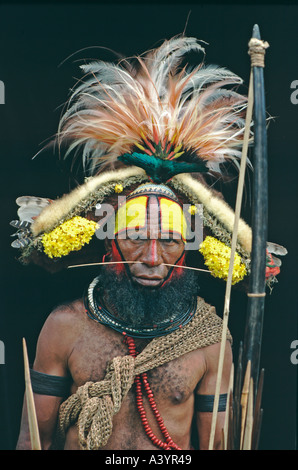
[56,297,231,450]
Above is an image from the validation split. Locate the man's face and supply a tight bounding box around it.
[109,197,185,288]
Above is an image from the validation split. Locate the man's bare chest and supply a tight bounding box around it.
[68,318,206,404]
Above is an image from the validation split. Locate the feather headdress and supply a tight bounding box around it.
[12,36,269,277]
[58,36,249,182]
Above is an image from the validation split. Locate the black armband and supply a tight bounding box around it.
[30,369,71,397]
[195,393,228,412]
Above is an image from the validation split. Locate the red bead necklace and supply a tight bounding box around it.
[124,334,181,450]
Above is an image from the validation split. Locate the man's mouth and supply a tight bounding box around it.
[132,275,164,287]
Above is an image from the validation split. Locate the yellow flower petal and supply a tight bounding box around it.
[199,236,246,284]
[42,216,98,259]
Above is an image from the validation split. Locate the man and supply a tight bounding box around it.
[16,184,233,450]
[12,36,280,450]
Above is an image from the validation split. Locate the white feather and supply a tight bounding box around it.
[57,36,249,177]
[16,196,51,223]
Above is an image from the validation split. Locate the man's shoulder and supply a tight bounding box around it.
[51,298,84,315]
[34,299,87,371]
[43,298,86,334]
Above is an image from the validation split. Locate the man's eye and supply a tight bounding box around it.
[160,238,176,244]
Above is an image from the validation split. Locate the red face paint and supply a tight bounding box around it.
[160,251,186,288]
[110,239,126,274]
[151,239,157,267]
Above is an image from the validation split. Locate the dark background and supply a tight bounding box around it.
[0,1,297,450]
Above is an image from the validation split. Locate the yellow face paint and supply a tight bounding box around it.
[159,198,187,241]
[114,195,187,241]
[115,196,147,236]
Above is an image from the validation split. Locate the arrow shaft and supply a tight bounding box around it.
[22,338,41,450]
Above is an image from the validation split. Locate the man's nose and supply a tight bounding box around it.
[140,239,162,267]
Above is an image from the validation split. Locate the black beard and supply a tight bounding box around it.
[94,266,200,328]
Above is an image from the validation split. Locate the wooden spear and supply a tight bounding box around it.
[233,343,243,449]
[242,377,254,450]
[22,338,41,450]
[223,364,234,450]
[251,368,265,449]
[240,360,251,449]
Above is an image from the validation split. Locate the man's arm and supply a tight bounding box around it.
[195,340,233,450]
[16,304,76,450]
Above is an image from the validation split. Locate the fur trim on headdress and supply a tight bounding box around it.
[28,169,251,255]
[31,167,146,236]
[170,174,252,253]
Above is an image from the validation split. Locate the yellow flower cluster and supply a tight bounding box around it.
[188,205,197,216]
[114,183,124,193]
[41,216,98,259]
[199,236,247,285]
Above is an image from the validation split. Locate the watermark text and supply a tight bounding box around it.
[0,340,4,364]
[0,80,4,104]
[95,199,204,250]
[290,80,298,104]
[290,340,298,364]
